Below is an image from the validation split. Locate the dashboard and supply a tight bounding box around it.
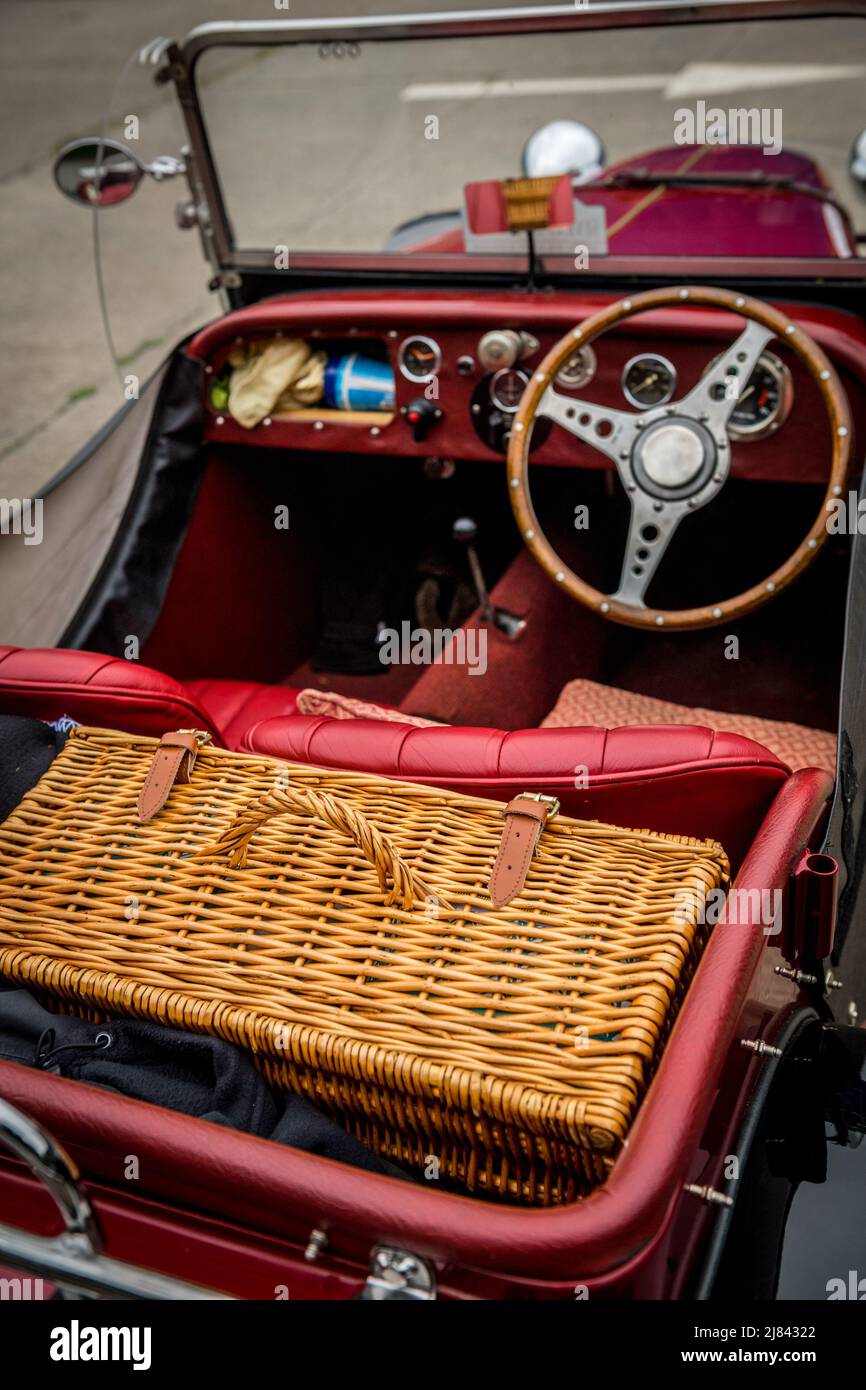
[187,290,866,486]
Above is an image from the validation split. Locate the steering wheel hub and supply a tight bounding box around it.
[632,417,716,499]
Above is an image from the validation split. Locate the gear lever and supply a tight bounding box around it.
[452,517,526,640]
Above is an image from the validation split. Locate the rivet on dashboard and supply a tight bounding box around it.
[785,325,796,336]
[679,289,689,300]
[622,300,632,311]
[735,297,745,308]
[205,364,213,375]
[314,421,324,431]
[263,416,272,427]
[215,415,225,426]
[510,477,519,488]
[524,528,535,539]
[655,615,665,626]
[832,484,843,495]
[808,538,818,548]
[370,426,381,437]
[838,426,849,437]
[514,421,524,431]
[572,328,582,340]
[600,601,610,613]
[820,369,830,380]
[766,581,776,592]
[555,571,565,582]
[387,329,398,339]
[535,373,545,383]
[712,607,722,618]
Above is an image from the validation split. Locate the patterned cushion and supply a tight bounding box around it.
[294,689,441,727]
[543,678,836,776]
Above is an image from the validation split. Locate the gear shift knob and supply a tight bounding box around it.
[452,516,478,546]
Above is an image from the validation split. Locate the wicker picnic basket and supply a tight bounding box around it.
[0,725,729,1205]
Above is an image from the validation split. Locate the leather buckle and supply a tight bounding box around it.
[520,792,560,821]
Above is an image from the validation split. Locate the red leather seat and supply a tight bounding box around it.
[243,714,791,867]
[0,646,301,750]
[0,645,791,863]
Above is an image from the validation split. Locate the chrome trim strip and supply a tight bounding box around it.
[183,2,866,60]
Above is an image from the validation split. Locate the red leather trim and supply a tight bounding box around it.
[0,771,830,1283]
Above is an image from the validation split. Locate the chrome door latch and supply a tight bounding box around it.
[359,1245,437,1300]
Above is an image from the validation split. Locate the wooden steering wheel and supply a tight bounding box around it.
[507,286,852,630]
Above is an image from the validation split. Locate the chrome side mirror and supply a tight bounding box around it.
[53,138,185,208]
[521,120,606,185]
[53,138,145,207]
[849,127,866,195]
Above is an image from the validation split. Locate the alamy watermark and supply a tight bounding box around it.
[378,621,487,677]
[674,100,783,157]
[675,886,783,936]
[0,497,42,545]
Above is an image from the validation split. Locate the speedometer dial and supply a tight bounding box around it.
[622,354,677,408]
[398,334,441,383]
[711,350,793,441]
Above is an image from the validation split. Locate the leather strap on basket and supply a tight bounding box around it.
[489,794,558,907]
[137,731,208,823]
[195,786,441,912]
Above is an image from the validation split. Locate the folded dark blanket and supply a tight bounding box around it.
[0,987,406,1178]
[0,715,68,822]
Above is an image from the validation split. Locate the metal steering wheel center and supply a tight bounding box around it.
[631,416,717,501]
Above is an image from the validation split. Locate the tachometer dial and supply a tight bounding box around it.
[622,354,677,408]
[555,344,597,391]
[708,350,793,440]
[398,334,442,383]
[489,368,529,413]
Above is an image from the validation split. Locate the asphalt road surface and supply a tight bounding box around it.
[1,0,864,495]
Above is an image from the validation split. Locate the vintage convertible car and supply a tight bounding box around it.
[2,1,866,1302]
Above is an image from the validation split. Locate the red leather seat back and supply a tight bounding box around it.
[244,715,791,868]
[0,646,223,742]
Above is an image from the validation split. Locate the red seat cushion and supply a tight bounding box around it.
[243,715,791,868]
[0,645,224,741]
[0,647,301,751]
[184,679,301,750]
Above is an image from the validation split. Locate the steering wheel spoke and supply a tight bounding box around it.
[537,386,639,467]
[609,494,686,609]
[679,317,776,436]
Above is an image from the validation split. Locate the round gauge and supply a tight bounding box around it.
[398,334,442,383]
[622,354,677,408]
[555,344,597,391]
[489,367,529,414]
[708,350,794,441]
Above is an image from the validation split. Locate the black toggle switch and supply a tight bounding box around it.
[402,397,442,442]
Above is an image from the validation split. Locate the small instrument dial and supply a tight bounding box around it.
[398,335,441,383]
[622,354,677,408]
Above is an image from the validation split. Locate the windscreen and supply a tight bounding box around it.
[193,15,866,266]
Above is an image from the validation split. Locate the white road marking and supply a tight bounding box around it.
[402,75,670,101]
[665,62,866,99]
[403,63,866,103]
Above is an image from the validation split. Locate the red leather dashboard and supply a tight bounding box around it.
[187,289,866,485]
